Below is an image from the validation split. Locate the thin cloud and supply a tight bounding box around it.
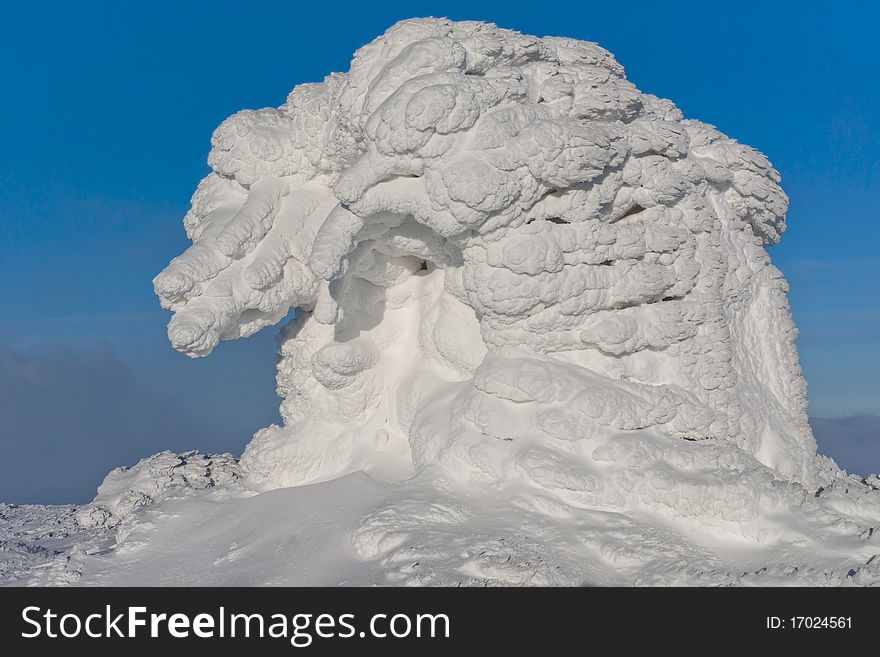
[0,341,250,504]
[811,414,880,476]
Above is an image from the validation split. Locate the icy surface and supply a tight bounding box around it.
[3,18,880,586]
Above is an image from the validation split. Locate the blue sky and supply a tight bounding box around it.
[1,1,878,502]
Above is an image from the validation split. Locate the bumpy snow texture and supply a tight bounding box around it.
[7,18,880,586]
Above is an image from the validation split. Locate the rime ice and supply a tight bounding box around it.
[5,19,880,586]
[154,18,814,489]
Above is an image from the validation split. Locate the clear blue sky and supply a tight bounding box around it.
[1,1,878,502]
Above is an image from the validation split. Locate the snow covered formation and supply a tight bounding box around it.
[5,18,880,586]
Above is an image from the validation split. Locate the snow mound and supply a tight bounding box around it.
[76,451,240,528]
[4,18,879,586]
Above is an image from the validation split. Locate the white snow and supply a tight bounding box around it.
[3,17,880,586]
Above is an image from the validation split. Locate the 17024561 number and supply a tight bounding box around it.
[766,617,853,629]
[790,617,852,629]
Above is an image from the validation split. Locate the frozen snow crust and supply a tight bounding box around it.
[6,19,879,586]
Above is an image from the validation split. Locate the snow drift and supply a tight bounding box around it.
[5,18,880,586]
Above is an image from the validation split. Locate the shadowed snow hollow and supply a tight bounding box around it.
[5,18,880,586]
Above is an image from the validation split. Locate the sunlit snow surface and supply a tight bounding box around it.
[4,18,880,586]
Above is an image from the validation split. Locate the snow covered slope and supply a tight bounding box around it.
[4,18,880,586]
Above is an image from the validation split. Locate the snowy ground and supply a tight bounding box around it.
[3,460,879,587]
